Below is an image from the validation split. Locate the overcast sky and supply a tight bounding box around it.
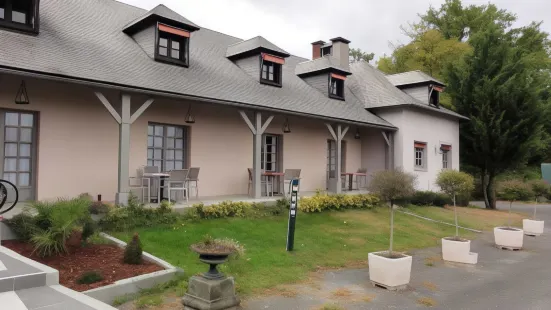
[119,0,550,61]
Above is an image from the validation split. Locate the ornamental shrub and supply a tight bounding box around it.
[298,193,380,213]
[123,233,143,265]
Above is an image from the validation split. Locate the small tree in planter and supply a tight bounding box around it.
[367,169,416,290]
[436,170,477,264]
[123,233,143,265]
[494,180,533,250]
[523,179,547,236]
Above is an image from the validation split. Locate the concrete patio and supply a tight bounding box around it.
[243,202,551,310]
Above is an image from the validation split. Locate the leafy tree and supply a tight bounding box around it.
[349,48,374,63]
[447,23,548,209]
[368,169,416,256]
[416,0,516,41]
[528,179,549,219]
[377,30,471,83]
[497,180,533,227]
[436,170,475,238]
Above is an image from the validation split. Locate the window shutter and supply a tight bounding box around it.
[158,24,190,38]
[330,73,346,80]
[261,53,285,65]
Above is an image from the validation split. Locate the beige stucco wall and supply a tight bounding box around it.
[376,106,460,191]
[0,75,370,201]
[0,76,119,201]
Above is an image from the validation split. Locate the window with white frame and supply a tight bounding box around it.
[147,123,186,171]
[414,142,426,169]
[441,144,451,169]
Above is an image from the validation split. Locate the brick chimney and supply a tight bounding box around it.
[311,40,325,60]
[330,37,351,69]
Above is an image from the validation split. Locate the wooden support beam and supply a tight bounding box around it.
[95,92,121,124]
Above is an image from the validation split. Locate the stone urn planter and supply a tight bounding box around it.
[182,242,240,310]
[523,219,544,236]
[494,227,524,250]
[368,251,412,290]
[441,237,478,264]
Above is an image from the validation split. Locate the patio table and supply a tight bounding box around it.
[143,172,170,202]
[263,171,284,196]
[341,172,367,191]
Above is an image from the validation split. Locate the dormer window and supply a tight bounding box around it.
[0,0,39,34]
[260,53,284,87]
[329,73,345,100]
[429,85,443,107]
[155,23,190,67]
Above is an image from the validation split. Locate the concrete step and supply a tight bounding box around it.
[0,291,29,310]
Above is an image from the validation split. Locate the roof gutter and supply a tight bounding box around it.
[0,66,397,131]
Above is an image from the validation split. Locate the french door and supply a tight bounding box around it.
[326,140,346,189]
[261,134,282,193]
[0,111,37,201]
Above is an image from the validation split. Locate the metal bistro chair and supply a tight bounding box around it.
[248,168,273,197]
[159,169,189,203]
[355,168,368,189]
[128,167,149,202]
[186,167,200,199]
[143,166,160,202]
[283,169,301,197]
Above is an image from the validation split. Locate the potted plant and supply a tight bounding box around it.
[523,179,547,236]
[495,180,533,250]
[182,235,241,309]
[367,168,416,290]
[436,170,477,264]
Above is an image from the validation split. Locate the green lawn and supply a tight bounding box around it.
[111,206,522,296]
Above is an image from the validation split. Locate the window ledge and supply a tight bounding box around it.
[154,55,189,67]
[0,20,38,35]
[414,167,428,172]
[260,79,282,88]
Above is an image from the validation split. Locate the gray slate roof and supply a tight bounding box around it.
[295,56,351,76]
[349,63,467,120]
[386,70,446,87]
[123,4,200,33]
[226,36,290,58]
[0,0,395,128]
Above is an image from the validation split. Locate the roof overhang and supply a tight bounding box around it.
[123,13,200,35]
[226,47,290,61]
[0,66,397,131]
[369,103,469,121]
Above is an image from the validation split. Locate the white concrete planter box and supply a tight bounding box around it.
[83,233,184,304]
[523,219,544,236]
[368,251,412,290]
[494,227,523,250]
[441,237,478,264]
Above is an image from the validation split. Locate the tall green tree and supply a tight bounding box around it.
[349,48,375,63]
[377,29,471,79]
[417,0,516,41]
[446,23,548,209]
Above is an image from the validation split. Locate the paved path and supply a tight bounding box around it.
[243,202,551,310]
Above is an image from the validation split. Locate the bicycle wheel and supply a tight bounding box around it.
[0,179,19,215]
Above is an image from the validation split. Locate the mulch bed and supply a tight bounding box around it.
[1,240,164,292]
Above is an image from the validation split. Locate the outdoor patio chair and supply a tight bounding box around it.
[355,168,368,189]
[283,169,301,197]
[248,168,273,197]
[158,169,189,203]
[128,166,149,202]
[186,167,200,199]
[143,166,160,202]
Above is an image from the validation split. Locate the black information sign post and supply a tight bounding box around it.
[286,178,299,251]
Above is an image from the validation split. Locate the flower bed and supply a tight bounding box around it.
[1,240,163,292]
